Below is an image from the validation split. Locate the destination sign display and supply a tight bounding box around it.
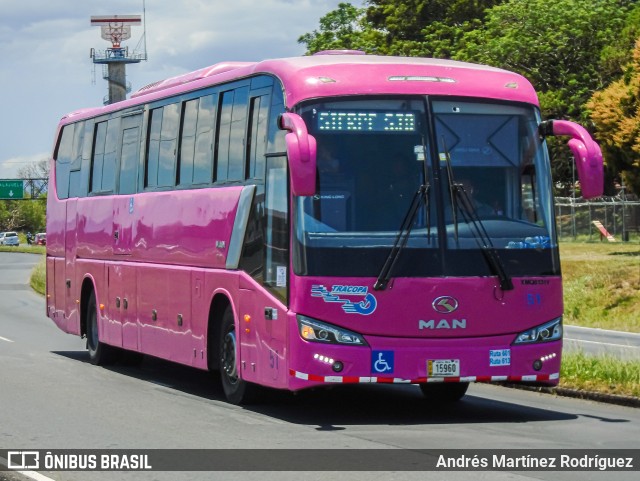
[317,110,416,132]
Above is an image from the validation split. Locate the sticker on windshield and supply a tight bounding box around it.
[311,284,377,315]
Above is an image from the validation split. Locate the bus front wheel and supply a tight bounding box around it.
[219,305,259,404]
[420,382,469,403]
[85,291,119,365]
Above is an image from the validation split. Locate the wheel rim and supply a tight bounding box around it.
[221,329,238,385]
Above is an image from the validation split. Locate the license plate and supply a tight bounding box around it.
[428,359,460,377]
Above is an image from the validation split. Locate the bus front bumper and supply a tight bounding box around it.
[287,331,561,391]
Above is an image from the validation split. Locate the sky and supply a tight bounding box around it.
[0,0,349,178]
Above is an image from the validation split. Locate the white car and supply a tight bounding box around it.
[0,231,20,246]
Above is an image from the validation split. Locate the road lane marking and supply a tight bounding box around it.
[0,335,14,343]
[0,456,56,481]
[565,338,640,349]
[566,325,640,337]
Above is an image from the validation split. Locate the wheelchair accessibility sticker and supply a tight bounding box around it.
[372,350,394,374]
[311,284,378,315]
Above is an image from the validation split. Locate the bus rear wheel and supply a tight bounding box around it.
[420,382,469,403]
[85,291,119,365]
[219,305,259,404]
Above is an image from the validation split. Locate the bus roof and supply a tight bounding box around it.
[60,54,539,125]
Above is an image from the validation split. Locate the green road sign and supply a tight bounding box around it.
[0,180,25,200]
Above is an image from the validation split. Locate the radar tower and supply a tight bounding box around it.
[90,8,147,104]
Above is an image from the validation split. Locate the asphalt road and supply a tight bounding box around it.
[0,252,639,481]
[564,325,640,360]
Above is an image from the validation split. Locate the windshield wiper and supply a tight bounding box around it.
[442,139,514,291]
[374,183,430,291]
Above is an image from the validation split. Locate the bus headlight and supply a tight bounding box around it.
[297,315,368,346]
[513,317,563,345]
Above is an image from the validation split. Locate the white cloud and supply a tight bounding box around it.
[0,0,348,174]
[0,153,49,179]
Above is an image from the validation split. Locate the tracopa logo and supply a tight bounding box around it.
[432,296,459,314]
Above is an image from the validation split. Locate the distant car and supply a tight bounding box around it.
[35,233,46,245]
[0,231,20,246]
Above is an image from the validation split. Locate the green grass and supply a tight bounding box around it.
[0,245,46,255]
[560,241,640,333]
[561,351,640,398]
[30,256,46,295]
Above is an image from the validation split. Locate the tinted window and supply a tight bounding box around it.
[194,95,216,184]
[68,120,86,198]
[216,90,234,182]
[268,87,286,153]
[119,114,141,195]
[146,108,162,187]
[101,119,119,192]
[179,99,199,185]
[216,86,248,182]
[55,124,74,199]
[146,104,179,188]
[91,122,107,192]
[247,94,269,180]
[228,86,248,181]
[158,103,179,186]
[179,95,217,186]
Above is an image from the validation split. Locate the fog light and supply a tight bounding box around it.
[533,360,543,371]
[332,361,344,372]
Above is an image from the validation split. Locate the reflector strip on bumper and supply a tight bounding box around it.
[290,369,559,384]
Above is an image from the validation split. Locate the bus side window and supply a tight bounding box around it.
[216,85,249,183]
[179,94,216,186]
[146,104,179,188]
[91,122,107,193]
[216,90,234,182]
[102,118,120,193]
[194,94,216,184]
[119,114,142,195]
[55,124,74,200]
[77,120,94,198]
[158,103,180,187]
[246,92,270,181]
[68,121,87,198]
[264,156,288,302]
[90,118,120,194]
[179,99,199,186]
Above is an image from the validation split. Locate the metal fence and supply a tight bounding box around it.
[555,193,640,241]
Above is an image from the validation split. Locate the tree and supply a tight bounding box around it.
[366,0,503,57]
[17,158,49,180]
[298,3,384,54]
[299,1,501,56]
[588,38,640,195]
[454,0,636,194]
[0,198,46,232]
[455,0,633,120]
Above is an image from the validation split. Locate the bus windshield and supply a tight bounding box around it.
[293,97,559,279]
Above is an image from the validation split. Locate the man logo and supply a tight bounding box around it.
[432,296,459,314]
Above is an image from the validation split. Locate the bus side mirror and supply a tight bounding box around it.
[539,120,603,199]
[279,113,317,196]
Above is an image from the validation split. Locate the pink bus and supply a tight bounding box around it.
[46,52,603,404]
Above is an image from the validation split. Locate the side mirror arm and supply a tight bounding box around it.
[278,113,317,196]
[539,120,603,199]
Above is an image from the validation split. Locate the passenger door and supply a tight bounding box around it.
[113,112,142,255]
[110,112,142,350]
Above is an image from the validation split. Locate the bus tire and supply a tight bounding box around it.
[85,291,119,365]
[219,305,259,404]
[420,382,469,403]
